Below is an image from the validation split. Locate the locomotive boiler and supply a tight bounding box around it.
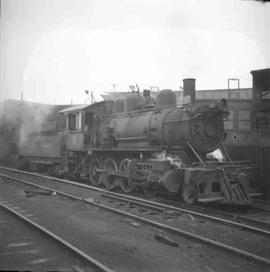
[110,93,225,153]
[18,78,259,204]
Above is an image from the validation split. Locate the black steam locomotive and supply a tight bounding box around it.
[18,79,260,204]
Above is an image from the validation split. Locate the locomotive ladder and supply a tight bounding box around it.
[219,169,251,203]
[186,142,207,167]
[187,141,251,203]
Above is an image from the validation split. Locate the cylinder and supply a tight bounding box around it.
[183,78,196,104]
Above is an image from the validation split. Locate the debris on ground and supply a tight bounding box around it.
[72,265,85,272]
[163,210,179,219]
[138,208,147,213]
[179,213,196,222]
[154,234,179,247]
[197,218,207,223]
[205,267,215,272]
[128,202,135,208]
[144,211,158,215]
[187,243,204,250]
[24,189,54,197]
[129,221,140,228]
[83,197,99,204]
[186,213,196,222]
[164,210,178,216]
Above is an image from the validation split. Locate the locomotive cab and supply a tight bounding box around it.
[59,100,114,151]
[59,105,89,151]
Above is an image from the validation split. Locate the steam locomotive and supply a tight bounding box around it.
[18,79,260,204]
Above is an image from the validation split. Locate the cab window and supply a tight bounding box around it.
[238,110,251,131]
[68,114,76,131]
[67,112,82,131]
[224,110,234,130]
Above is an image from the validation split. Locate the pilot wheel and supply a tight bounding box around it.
[181,183,198,204]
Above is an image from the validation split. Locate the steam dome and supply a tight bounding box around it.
[156,89,176,107]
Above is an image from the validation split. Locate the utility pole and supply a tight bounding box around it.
[85,90,95,104]
[90,91,95,104]
[228,78,240,89]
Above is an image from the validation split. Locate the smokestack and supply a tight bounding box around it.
[183,78,196,104]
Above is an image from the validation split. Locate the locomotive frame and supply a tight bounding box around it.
[18,84,261,204]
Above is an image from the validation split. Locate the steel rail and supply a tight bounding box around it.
[249,202,270,212]
[254,199,270,205]
[0,201,114,272]
[0,172,270,266]
[191,203,270,229]
[100,192,270,235]
[0,166,269,236]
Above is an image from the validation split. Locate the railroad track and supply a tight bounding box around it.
[101,192,270,235]
[159,198,270,233]
[0,199,114,272]
[0,166,270,268]
[250,200,270,212]
[0,166,269,236]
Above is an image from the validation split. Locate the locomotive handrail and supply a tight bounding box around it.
[162,118,190,124]
[162,114,206,124]
[107,103,189,118]
[219,143,232,161]
[192,160,254,168]
[186,141,207,167]
[114,136,149,142]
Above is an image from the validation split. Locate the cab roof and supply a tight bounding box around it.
[58,101,111,114]
[58,104,88,113]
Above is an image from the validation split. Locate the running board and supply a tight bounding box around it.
[198,194,225,203]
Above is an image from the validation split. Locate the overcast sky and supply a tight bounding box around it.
[0,0,269,104]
